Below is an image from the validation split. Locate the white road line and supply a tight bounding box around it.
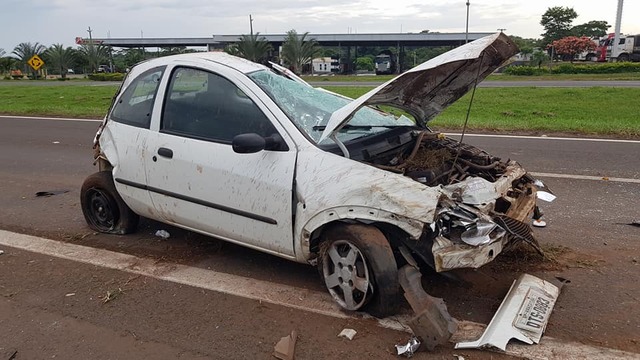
[2,115,638,144]
[0,115,102,122]
[531,172,640,184]
[445,133,640,144]
[0,230,637,359]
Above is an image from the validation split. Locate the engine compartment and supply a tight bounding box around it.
[366,131,509,187]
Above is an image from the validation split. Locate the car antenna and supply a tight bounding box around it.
[448,53,485,184]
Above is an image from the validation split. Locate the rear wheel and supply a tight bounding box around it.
[618,53,630,62]
[318,224,399,317]
[80,171,139,234]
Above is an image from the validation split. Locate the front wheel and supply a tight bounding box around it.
[618,54,630,62]
[80,171,139,234]
[318,224,399,317]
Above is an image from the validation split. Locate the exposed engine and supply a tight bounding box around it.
[369,131,508,186]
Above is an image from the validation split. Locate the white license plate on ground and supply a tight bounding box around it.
[514,288,555,335]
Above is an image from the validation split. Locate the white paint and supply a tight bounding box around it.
[0,230,638,359]
[531,172,640,185]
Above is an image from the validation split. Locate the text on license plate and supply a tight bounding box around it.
[514,289,554,334]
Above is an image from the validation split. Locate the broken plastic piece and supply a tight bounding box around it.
[155,230,170,239]
[395,336,420,357]
[398,265,458,351]
[455,274,560,351]
[35,190,69,197]
[0,250,4,255]
[337,328,357,340]
[273,330,297,360]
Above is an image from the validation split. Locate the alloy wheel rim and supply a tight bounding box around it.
[322,240,371,311]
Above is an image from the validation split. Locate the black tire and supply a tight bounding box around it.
[618,54,630,62]
[80,171,139,234]
[318,224,399,317]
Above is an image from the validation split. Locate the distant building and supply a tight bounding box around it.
[312,57,339,74]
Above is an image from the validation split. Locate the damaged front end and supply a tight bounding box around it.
[368,131,550,273]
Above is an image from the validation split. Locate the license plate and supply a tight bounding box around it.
[514,288,555,335]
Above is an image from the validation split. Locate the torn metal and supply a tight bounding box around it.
[455,274,561,351]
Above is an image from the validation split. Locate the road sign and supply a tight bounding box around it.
[27,55,45,71]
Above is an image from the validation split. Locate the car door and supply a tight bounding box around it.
[106,66,165,216]
[144,65,297,257]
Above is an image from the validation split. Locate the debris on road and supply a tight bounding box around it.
[155,230,170,239]
[7,350,17,360]
[65,293,76,297]
[35,190,69,197]
[395,336,420,357]
[398,265,458,351]
[455,274,561,351]
[628,220,640,228]
[273,330,297,360]
[337,328,357,340]
[0,249,4,255]
[100,288,124,304]
[453,355,465,360]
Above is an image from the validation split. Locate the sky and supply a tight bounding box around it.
[1,0,639,53]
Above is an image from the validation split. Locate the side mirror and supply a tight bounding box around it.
[232,133,265,153]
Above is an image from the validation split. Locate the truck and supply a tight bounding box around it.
[611,34,640,62]
[374,50,396,75]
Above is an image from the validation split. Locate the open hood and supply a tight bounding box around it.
[319,32,519,143]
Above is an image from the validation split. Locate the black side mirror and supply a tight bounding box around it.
[232,133,266,153]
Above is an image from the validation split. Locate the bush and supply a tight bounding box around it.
[503,66,549,76]
[550,62,640,74]
[88,72,125,81]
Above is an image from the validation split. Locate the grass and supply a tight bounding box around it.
[322,86,640,138]
[1,83,639,138]
[301,72,640,82]
[0,85,118,118]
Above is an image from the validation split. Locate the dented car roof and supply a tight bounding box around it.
[319,32,519,143]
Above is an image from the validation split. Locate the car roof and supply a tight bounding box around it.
[137,52,268,74]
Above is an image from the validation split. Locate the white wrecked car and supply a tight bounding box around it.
[81,33,550,316]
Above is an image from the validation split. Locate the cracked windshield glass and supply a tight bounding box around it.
[249,70,415,144]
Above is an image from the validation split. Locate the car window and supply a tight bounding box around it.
[162,67,277,143]
[110,67,165,128]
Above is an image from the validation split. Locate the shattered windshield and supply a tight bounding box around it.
[248,70,414,144]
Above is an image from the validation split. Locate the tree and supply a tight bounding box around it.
[355,57,374,71]
[227,33,272,63]
[571,20,609,38]
[550,36,596,62]
[44,44,77,79]
[531,50,550,68]
[12,42,46,78]
[77,43,109,73]
[540,7,578,46]
[281,30,321,74]
[0,56,15,76]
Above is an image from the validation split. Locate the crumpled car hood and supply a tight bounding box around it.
[319,32,519,143]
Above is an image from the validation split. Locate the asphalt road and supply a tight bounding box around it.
[1,116,639,356]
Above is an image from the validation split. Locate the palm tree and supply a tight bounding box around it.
[281,30,321,74]
[77,43,109,73]
[0,57,16,76]
[44,44,77,79]
[12,42,46,78]
[230,33,272,63]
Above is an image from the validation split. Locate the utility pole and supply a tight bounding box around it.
[612,0,624,61]
[249,14,254,35]
[465,1,470,43]
[497,28,507,33]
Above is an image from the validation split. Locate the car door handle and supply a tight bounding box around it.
[157,147,173,159]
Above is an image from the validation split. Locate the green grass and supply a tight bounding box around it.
[0,85,118,118]
[1,84,639,138]
[322,86,640,138]
[301,72,640,82]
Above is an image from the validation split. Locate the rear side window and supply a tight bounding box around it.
[111,67,165,128]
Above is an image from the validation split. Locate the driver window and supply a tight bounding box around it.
[162,67,277,143]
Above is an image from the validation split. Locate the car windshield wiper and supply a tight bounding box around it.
[312,124,409,131]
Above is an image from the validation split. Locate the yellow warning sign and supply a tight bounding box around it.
[27,55,45,71]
